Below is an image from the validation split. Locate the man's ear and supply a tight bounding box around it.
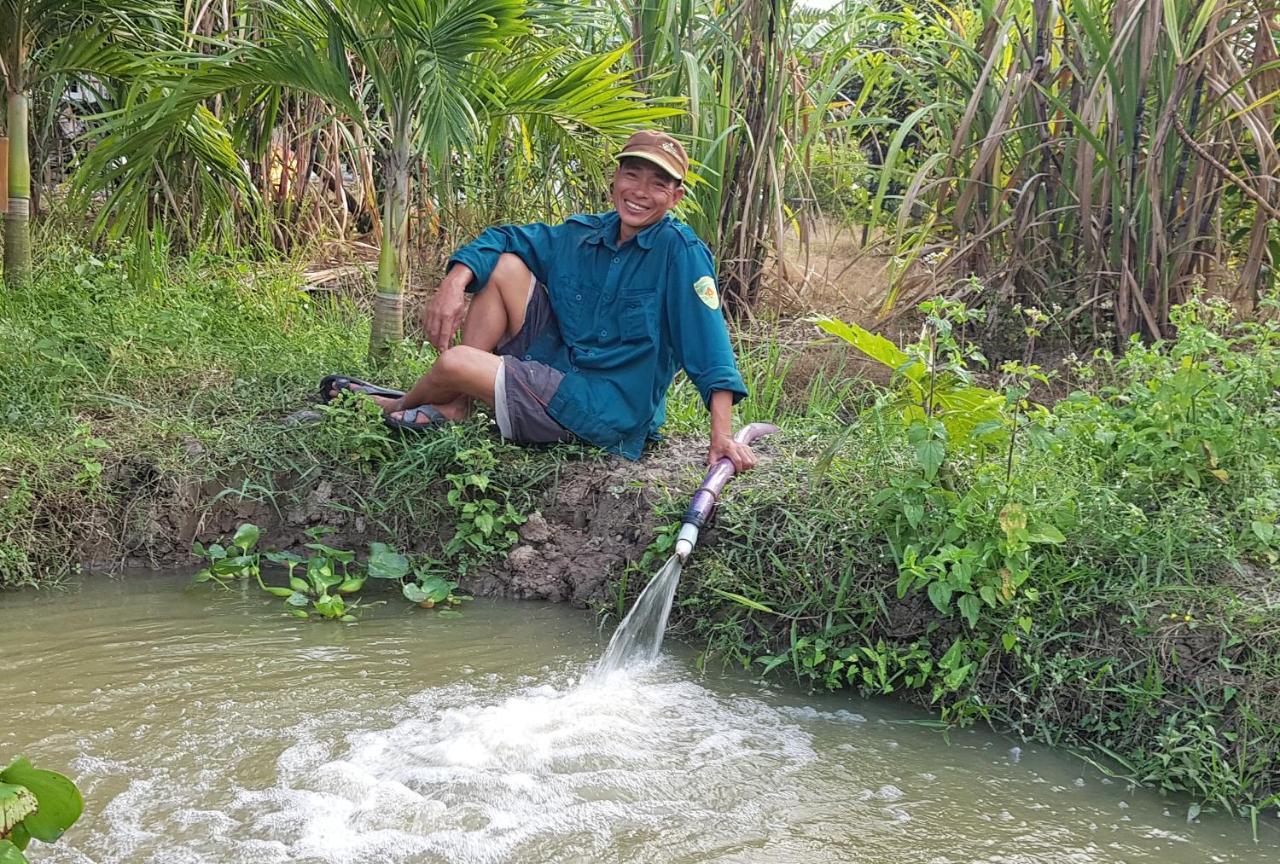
[671,185,686,207]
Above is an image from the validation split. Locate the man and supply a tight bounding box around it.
[331,130,757,471]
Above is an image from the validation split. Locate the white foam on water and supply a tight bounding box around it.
[140,661,822,864]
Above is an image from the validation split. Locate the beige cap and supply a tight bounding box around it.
[615,130,688,181]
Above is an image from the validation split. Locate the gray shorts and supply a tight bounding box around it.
[493,280,574,445]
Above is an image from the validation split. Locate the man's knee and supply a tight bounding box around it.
[435,345,500,402]
[436,345,475,379]
[490,253,532,290]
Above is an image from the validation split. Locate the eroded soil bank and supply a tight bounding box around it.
[81,437,717,608]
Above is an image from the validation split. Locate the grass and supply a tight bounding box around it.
[0,232,611,584]
[662,298,1280,823]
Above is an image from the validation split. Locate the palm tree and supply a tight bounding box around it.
[77,0,673,358]
[0,0,158,288]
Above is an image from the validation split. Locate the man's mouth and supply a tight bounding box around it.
[622,200,649,216]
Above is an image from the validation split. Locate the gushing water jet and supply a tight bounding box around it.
[593,423,778,676]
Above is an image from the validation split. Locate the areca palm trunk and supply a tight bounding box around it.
[4,91,31,289]
[371,127,409,359]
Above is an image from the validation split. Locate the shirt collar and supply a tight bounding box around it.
[584,211,668,251]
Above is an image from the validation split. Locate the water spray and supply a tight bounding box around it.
[594,422,779,676]
[674,423,780,562]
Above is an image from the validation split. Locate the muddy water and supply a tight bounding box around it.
[2,573,1276,864]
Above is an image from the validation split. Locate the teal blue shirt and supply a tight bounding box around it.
[449,211,748,460]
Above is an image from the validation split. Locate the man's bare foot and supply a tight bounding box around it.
[370,394,402,412]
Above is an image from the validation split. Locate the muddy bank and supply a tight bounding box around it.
[82,438,720,608]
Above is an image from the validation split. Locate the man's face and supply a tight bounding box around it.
[611,158,685,237]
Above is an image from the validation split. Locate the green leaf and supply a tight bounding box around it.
[813,317,909,371]
[437,609,464,619]
[265,550,305,566]
[474,513,495,536]
[915,438,945,480]
[1001,632,1017,651]
[0,839,28,864]
[402,582,429,603]
[304,542,355,563]
[306,559,341,588]
[289,576,310,594]
[193,569,213,583]
[0,759,83,844]
[927,580,952,613]
[1251,521,1276,544]
[957,594,981,628]
[212,555,255,576]
[262,586,295,599]
[337,577,366,594]
[978,585,998,607]
[367,543,410,579]
[232,523,260,552]
[1027,524,1066,544]
[340,614,357,623]
[314,594,345,619]
[943,661,974,690]
[287,608,310,619]
[285,592,311,607]
[971,419,1006,440]
[419,575,455,604]
[1018,616,1033,634]
[708,587,778,614]
[0,783,37,838]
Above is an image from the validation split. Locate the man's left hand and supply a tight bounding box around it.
[708,435,758,473]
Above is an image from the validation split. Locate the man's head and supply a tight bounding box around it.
[611,131,687,239]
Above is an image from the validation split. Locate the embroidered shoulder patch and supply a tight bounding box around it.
[693,275,720,310]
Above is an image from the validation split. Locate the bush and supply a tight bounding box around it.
[683,296,1280,819]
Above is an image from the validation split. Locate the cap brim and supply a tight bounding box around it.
[615,150,684,181]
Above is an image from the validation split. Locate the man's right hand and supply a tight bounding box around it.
[422,264,473,350]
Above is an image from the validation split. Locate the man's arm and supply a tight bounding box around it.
[422,221,563,349]
[708,389,758,471]
[662,233,753,470]
[423,263,474,350]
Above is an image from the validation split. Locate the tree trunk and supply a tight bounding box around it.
[4,92,31,289]
[369,134,409,360]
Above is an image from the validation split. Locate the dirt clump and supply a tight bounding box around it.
[82,437,719,610]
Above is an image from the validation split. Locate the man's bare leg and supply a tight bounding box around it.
[374,254,535,424]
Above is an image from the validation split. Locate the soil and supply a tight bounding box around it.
[82,437,721,610]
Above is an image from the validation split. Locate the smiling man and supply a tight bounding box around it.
[328,130,756,471]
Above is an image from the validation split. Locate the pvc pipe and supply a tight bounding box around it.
[674,422,779,561]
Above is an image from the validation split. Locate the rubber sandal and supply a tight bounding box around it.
[383,404,451,433]
[319,374,405,404]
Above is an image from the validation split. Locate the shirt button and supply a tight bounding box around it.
[599,329,607,338]
[523,353,532,360]
[612,256,620,264]
[571,365,579,372]
[575,293,582,301]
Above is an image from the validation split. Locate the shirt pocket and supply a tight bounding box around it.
[552,278,588,334]
[619,299,656,343]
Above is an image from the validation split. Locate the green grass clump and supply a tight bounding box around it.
[676,296,1280,821]
[0,234,594,585]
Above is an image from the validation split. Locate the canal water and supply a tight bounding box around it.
[2,572,1275,863]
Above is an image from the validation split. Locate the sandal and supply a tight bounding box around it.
[384,404,451,433]
[319,374,405,404]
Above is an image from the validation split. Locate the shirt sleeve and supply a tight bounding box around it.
[664,236,748,409]
[447,222,563,293]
